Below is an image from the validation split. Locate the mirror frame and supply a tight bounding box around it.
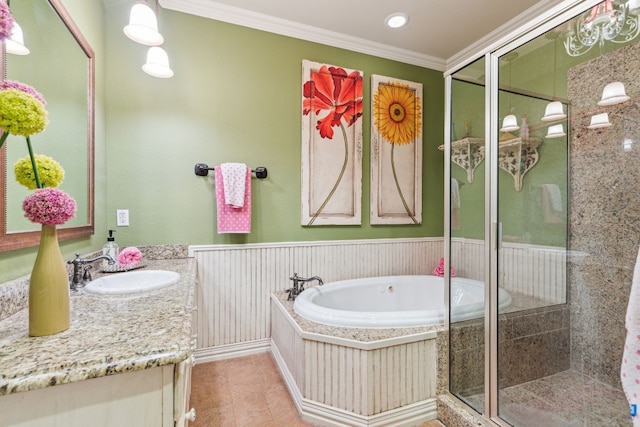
[0,0,95,252]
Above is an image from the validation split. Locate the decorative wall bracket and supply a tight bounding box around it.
[439,137,485,183]
[498,137,542,191]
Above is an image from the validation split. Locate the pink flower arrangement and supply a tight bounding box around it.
[432,257,456,277]
[22,188,77,225]
[117,247,143,265]
[0,1,15,41]
[0,80,47,105]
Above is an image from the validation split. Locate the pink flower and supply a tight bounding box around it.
[0,2,15,42]
[22,188,77,225]
[117,247,143,265]
[0,80,47,105]
[432,257,456,277]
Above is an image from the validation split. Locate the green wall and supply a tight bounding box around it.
[1,2,444,282]
[104,5,444,248]
[1,0,107,283]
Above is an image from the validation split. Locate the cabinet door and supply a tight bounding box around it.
[174,357,195,426]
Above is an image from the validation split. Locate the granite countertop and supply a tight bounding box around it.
[0,257,196,396]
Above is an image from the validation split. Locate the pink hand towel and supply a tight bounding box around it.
[215,166,251,233]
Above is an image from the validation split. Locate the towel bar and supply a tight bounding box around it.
[194,163,268,179]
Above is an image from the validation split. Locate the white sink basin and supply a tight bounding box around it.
[84,270,180,295]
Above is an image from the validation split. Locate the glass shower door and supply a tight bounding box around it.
[448,57,487,414]
[494,32,570,427]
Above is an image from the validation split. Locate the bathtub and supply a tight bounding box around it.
[293,275,512,328]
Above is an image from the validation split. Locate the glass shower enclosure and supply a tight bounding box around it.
[446,1,640,425]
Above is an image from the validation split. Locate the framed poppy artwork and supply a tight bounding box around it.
[301,60,363,226]
[370,75,423,225]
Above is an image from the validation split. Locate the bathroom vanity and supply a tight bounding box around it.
[0,256,197,427]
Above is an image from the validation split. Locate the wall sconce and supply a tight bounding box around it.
[124,3,164,46]
[588,112,612,129]
[142,46,174,78]
[598,81,630,106]
[546,124,566,139]
[500,114,520,132]
[5,21,29,55]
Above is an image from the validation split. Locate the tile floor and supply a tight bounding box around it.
[190,352,446,427]
[461,369,631,426]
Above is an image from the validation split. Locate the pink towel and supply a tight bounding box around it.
[622,246,640,425]
[215,167,251,233]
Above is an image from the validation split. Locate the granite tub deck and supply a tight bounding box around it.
[270,291,444,427]
[0,256,196,396]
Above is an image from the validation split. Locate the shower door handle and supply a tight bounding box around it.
[492,222,503,250]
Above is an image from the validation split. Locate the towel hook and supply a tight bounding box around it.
[194,163,268,179]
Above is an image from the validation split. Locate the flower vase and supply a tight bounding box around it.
[29,224,70,337]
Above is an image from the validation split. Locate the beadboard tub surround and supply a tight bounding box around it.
[189,237,444,362]
[271,292,441,426]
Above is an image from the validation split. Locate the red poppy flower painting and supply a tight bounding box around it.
[301,60,363,226]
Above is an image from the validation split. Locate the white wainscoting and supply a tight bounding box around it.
[271,297,438,426]
[190,237,566,361]
[190,238,443,360]
[451,238,566,304]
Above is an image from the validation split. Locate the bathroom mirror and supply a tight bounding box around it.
[0,0,95,252]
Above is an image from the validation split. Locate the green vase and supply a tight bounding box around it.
[29,224,70,337]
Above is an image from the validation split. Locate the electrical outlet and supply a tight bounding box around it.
[117,209,129,226]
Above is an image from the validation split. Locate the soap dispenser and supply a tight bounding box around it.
[102,229,120,264]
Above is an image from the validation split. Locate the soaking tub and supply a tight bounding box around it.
[293,275,512,328]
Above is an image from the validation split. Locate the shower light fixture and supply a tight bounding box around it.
[598,81,630,106]
[541,101,567,121]
[500,114,520,132]
[124,3,164,46]
[385,13,409,29]
[5,22,29,55]
[546,124,566,139]
[587,112,612,129]
[564,0,640,57]
[142,46,174,78]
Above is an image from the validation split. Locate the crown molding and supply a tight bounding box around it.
[159,0,446,70]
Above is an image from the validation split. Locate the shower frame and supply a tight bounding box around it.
[443,1,603,425]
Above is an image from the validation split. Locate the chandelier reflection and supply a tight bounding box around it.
[564,0,640,57]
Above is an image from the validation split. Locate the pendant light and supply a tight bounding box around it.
[5,21,29,55]
[142,46,173,78]
[124,3,164,46]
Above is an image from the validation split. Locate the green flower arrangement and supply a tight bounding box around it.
[0,88,48,141]
[15,154,65,190]
[0,79,76,225]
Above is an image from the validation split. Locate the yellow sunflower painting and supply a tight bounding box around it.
[371,76,423,224]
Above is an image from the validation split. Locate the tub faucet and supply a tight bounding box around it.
[287,273,323,301]
[67,253,115,291]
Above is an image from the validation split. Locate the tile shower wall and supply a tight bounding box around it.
[567,41,640,388]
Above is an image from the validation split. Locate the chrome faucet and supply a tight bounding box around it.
[287,273,324,300]
[67,253,115,291]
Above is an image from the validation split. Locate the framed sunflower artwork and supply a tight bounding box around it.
[301,60,364,226]
[370,75,423,225]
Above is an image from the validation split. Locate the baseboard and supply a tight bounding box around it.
[271,341,437,427]
[194,339,271,364]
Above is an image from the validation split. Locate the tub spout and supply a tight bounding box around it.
[287,273,323,300]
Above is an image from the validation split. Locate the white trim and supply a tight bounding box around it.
[445,0,584,75]
[271,342,438,427]
[188,236,442,256]
[193,339,270,363]
[158,0,445,70]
